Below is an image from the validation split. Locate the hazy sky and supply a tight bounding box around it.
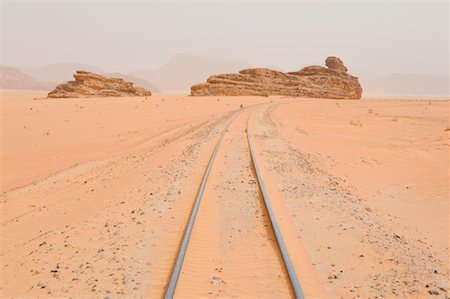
[1,0,449,75]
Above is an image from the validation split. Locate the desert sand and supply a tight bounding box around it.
[1,90,448,298]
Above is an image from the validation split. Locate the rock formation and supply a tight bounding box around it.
[190,56,362,99]
[48,71,152,98]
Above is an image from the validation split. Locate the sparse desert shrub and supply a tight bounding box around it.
[350,118,363,127]
[391,116,398,122]
[445,127,450,132]
[367,108,374,114]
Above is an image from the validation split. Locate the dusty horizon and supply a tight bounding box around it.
[2,0,448,97]
[1,0,449,97]
[2,1,449,76]
[2,53,449,97]
[1,1,449,298]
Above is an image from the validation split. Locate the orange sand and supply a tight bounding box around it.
[1,90,448,298]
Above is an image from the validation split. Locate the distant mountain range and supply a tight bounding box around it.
[130,53,252,92]
[2,54,251,93]
[1,63,160,93]
[1,56,448,98]
[355,69,449,98]
[0,65,56,90]
[22,63,105,83]
[104,72,161,93]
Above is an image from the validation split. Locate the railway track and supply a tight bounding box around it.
[164,107,304,298]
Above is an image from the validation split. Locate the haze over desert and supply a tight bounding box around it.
[1,0,449,298]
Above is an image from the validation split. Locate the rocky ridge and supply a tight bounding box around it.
[48,71,151,98]
[191,56,362,99]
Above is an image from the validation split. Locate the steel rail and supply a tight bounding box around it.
[164,112,239,299]
[246,115,305,299]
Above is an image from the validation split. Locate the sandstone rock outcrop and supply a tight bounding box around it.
[48,71,152,98]
[190,56,362,99]
[325,56,348,73]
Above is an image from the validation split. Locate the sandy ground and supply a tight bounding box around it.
[1,90,448,298]
[249,100,449,298]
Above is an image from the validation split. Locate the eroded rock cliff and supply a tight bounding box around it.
[191,56,362,99]
[48,71,152,98]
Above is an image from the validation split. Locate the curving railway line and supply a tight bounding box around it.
[164,106,304,299]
